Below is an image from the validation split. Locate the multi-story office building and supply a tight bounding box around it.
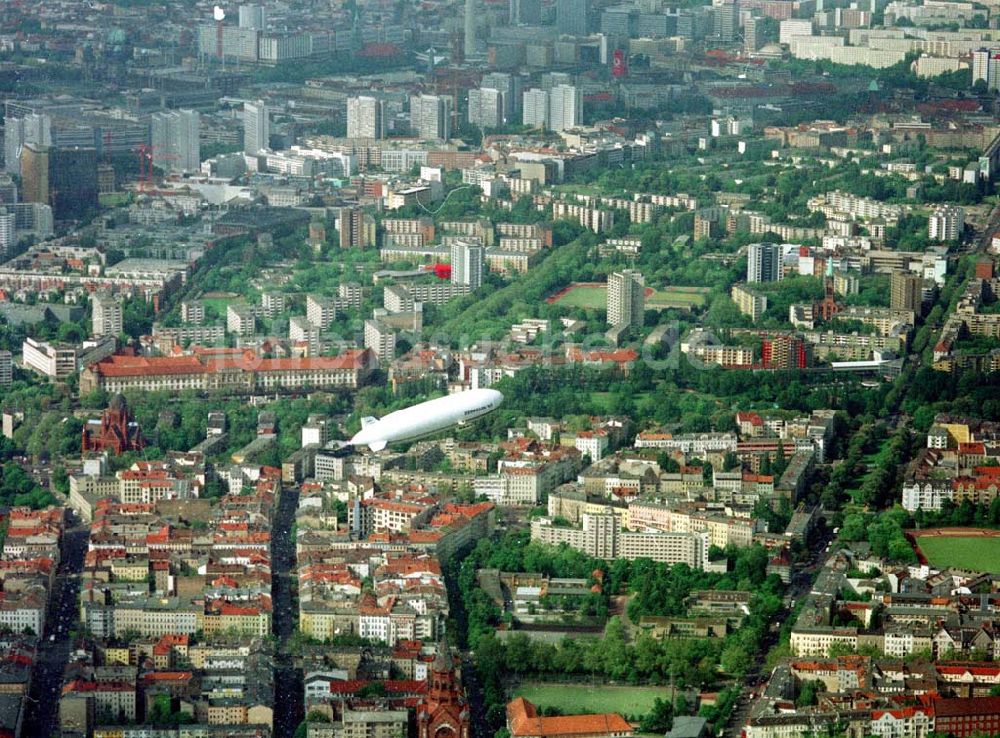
[238,3,267,29]
[3,113,50,175]
[890,272,925,313]
[21,143,98,220]
[713,0,739,42]
[243,100,269,155]
[450,239,484,290]
[0,350,11,388]
[556,0,589,34]
[338,207,375,249]
[747,242,781,283]
[779,17,812,44]
[510,0,542,24]
[22,336,115,379]
[0,207,13,260]
[522,88,549,129]
[608,269,645,329]
[531,513,711,568]
[482,72,518,118]
[346,96,385,139]
[12,202,53,238]
[548,84,581,132]
[410,95,452,141]
[91,292,123,337]
[197,24,261,62]
[151,110,200,174]
[468,88,504,129]
[972,48,1000,90]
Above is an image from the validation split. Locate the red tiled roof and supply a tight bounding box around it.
[934,696,1000,717]
[508,698,632,738]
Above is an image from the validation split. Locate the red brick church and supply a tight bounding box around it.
[417,645,470,738]
[81,394,144,455]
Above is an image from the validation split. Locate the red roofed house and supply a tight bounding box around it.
[933,695,1000,737]
[507,697,633,738]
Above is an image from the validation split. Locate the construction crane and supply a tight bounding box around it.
[134,144,178,191]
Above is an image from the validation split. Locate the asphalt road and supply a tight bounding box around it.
[722,525,833,737]
[22,522,89,738]
[271,485,303,738]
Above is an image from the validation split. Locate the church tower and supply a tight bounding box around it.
[418,644,470,738]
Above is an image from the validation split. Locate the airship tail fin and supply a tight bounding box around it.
[360,416,378,429]
[368,439,387,452]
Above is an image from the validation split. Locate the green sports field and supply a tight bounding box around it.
[514,682,672,717]
[915,535,1000,572]
[551,284,708,310]
[647,287,708,309]
[552,284,608,309]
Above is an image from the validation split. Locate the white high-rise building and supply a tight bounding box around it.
[972,48,990,86]
[91,292,123,337]
[238,4,266,29]
[608,269,645,329]
[347,96,385,139]
[549,84,581,132]
[468,88,504,129]
[747,242,781,283]
[410,95,452,141]
[465,0,477,57]
[450,239,484,290]
[522,88,549,129]
[482,73,517,118]
[4,113,51,175]
[151,110,201,174]
[364,319,397,364]
[929,206,965,241]
[779,18,813,44]
[0,208,14,260]
[243,100,270,155]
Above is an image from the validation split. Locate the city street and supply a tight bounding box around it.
[271,485,302,738]
[22,520,88,738]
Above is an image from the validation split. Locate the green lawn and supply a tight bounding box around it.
[553,285,608,309]
[916,536,1000,572]
[99,193,131,207]
[591,392,652,413]
[515,682,671,717]
[201,296,242,318]
[647,288,708,309]
[553,284,708,310]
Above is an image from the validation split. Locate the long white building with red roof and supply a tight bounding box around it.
[79,348,376,395]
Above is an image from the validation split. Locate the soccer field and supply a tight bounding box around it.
[514,682,671,717]
[550,284,608,309]
[915,535,1000,572]
[647,288,708,309]
[549,283,706,310]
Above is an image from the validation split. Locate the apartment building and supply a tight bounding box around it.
[732,283,768,321]
[226,305,256,336]
[22,336,115,379]
[530,513,711,568]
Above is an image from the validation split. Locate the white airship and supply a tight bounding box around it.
[348,388,504,451]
